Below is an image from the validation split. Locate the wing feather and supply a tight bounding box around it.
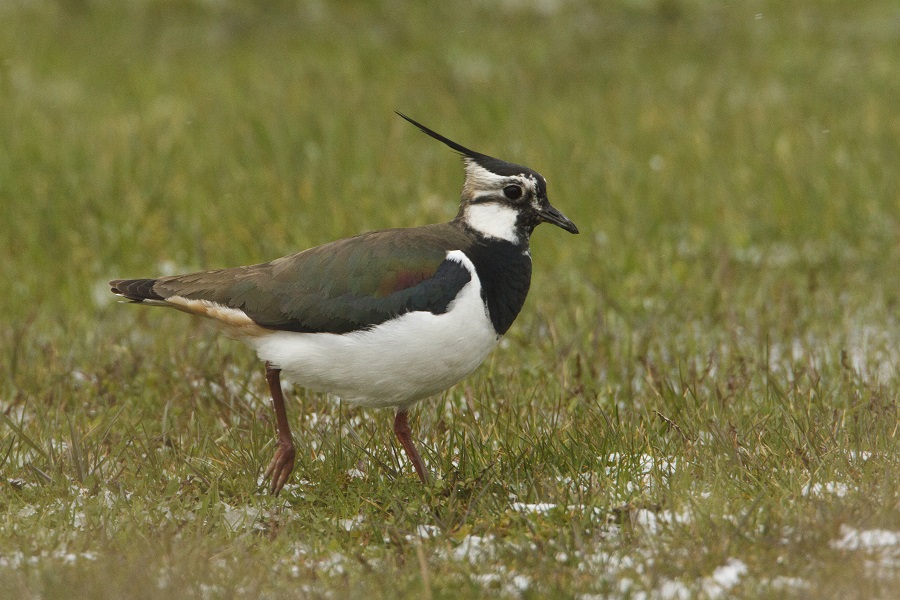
[110,223,477,335]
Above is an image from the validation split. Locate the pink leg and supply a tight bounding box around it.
[263,363,296,495]
[394,410,430,483]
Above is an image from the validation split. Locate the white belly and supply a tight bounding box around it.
[246,251,499,409]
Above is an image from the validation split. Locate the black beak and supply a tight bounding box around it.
[538,204,579,234]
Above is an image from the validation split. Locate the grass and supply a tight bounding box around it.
[1,0,898,597]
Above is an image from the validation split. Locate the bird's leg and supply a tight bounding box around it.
[263,362,296,495]
[393,410,430,484]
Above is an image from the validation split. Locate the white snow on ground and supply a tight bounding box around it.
[831,526,900,551]
[576,556,750,600]
[704,558,749,598]
[8,500,897,600]
[222,502,264,531]
[450,534,496,564]
[803,481,852,497]
[633,508,692,534]
[0,548,98,568]
[510,502,558,514]
[339,515,363,531]
[415,524,441,539]
[765,576,811,592]
[5,453,898,599]
[829,525,900,578]
[655,579,691,599]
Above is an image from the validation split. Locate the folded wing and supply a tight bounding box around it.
[110,224,475,335]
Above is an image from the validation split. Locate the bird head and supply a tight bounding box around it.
[397,112,579,244]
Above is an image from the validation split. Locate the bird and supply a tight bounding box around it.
[110,113,578,494]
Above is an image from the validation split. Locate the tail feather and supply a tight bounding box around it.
[109,278,165,303]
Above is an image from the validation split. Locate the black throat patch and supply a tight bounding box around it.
[463,239,533,335]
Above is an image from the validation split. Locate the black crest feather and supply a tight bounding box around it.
[394,112,486,161]
[395,111,537,179]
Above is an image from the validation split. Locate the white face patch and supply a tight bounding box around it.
[462,161,539,200]
[463,202,520,243]
[459,159,547,243]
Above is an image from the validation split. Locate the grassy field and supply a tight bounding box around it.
[1,0,898,597]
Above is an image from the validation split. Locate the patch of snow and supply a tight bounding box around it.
[656,579,691,599]
[318,552,346,577]
[0,548,98,569]
[704,558,748,598]
[415,525,441,539]
[831,526,900,551]
[845,324,898,385]
[0,551,26,569]
[339,515,363,531]
[766,576,810,590]
[511,502,557,514]
[198,583,223,600]
[470,565,532,596]
[510,574,531,593]
[830,525,900,575]
[633,509,691,534]
[471,572,501,586]
[221,502,268,532]
[848,450,872,462]
[71,510,86,530]
[451,534,495,564]
[804,481,852,497]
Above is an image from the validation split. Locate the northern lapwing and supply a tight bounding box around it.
[110,113,578,494]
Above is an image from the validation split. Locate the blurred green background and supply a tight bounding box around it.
[0,1,898,598]
[2,0,896,324]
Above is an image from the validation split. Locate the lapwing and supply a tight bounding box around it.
[110,113,578,494]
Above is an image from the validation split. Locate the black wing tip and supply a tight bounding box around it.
[109,278,164,302]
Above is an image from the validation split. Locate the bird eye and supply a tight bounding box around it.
[503,185,523,200]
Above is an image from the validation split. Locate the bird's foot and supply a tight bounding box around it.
[263,440,296,495]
